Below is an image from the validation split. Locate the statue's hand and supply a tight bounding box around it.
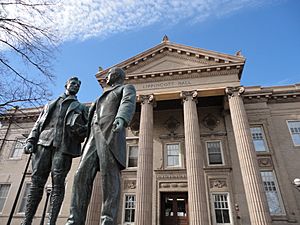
[112,118,125,132]
[23,142,35,154]
[75,124,88,140]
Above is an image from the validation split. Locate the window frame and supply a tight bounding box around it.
[286,120,300,147]
[0,183,11,214]
[9,138,26,160]
[126,144,138,169]
[164,142,182,168]
[250,126,269,152]
[260,170,286,216]
[206,140,225,166]
[210,192,233,225]
[122,194,136,225]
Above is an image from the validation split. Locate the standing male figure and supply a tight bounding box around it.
[66,67,136,225]
[22,77,88,225]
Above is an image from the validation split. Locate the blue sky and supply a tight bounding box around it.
[6,0,300,104]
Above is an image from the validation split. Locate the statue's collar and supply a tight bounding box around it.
[104,84,121,93]
[60,93,77,101]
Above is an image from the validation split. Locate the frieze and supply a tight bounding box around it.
[244,95,300,104]
[156,173,187,180]
[209,178,228,189]
[159,182,188,188]
[141,80,192,90]
[128,69,240,87]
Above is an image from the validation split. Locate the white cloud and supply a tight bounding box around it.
[2,0,276,45]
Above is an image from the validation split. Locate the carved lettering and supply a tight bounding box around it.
[142,80,192,90]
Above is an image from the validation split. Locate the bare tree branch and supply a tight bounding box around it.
[0,0,59,111]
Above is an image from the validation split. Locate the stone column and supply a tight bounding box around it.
[135,94,154,225]
[225,86,271,225]
[85,173,102,225]
[181,90,209,225]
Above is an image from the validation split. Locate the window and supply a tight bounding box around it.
[261,171,285,215]
[287,120,300,146]
[127,145,138,168]
[250,126,269,152]
[10,138,25,159]
[123,194,136,224]
[166,143,181,167]
[0,184,10,213]
[206,141,224,165]
[18,183,31,213]
[211,193,232,225]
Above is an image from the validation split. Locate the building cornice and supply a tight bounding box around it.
[243,84,300,103]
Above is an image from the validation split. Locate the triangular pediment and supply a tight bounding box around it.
[96,38,245,86]
[129,52,213,74]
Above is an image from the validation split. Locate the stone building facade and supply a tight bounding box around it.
[1,38,300,225]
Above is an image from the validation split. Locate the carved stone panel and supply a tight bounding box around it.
[209,178,228,189]
[202,114,220,131]
[257,157,273,168]
[124,180,136,190]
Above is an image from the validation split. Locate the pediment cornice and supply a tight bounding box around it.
[96,40,245,86]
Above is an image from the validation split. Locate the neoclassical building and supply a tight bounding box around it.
[1,37,300,225]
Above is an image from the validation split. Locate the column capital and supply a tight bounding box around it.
[225,86,245,98]
[138,94,155,105]
[180,90,198,102]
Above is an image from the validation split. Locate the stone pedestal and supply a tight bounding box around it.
[135,95,154,225]
[226,87,271,225]
[181,91,209,225]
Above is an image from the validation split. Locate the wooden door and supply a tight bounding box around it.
[161,192,188,225]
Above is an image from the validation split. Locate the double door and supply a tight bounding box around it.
[161,192,188,225]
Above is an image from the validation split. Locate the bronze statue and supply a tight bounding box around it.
[66,67,136,225]
[22,77,88,225]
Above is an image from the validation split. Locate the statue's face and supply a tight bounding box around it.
[106,69,118,86]
[66,79,80,95]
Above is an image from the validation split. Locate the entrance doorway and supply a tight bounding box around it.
[161,192,188,225]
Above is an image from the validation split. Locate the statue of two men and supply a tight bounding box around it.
[22,67,136,225]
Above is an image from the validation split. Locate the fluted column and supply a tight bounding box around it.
[135,94,154,225]
[86,173,102,225]
[226,86,271,225]
[181,90,209,225]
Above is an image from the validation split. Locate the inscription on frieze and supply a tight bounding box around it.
[159,182,188,188]
[141,80,192,90]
